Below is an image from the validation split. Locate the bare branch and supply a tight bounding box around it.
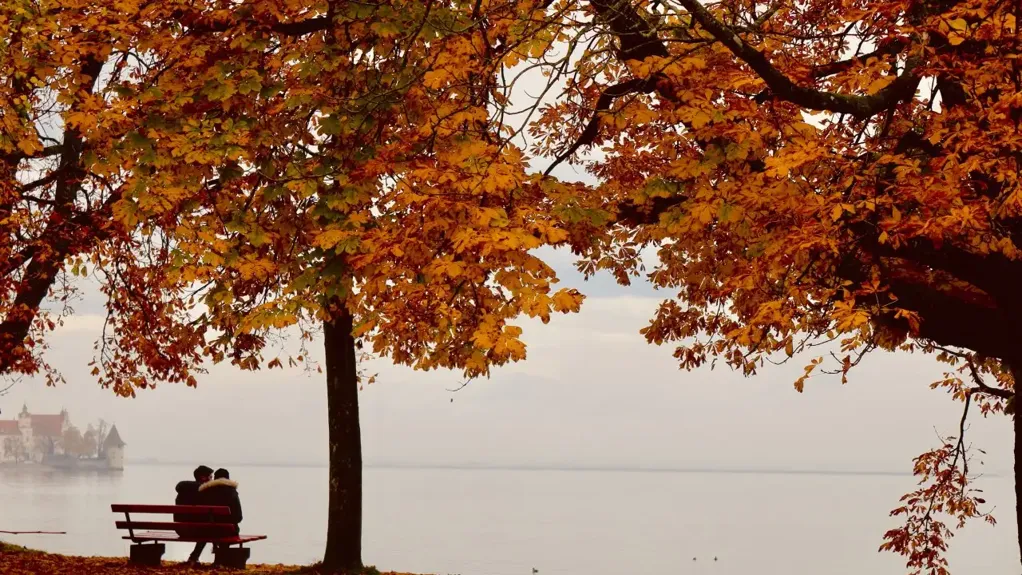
[446,379,473,393]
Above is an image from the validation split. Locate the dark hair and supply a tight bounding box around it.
[214,468,230,480]
[193,465,214,480]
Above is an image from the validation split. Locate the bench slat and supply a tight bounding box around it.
[124,532,267,544]
[115,521,237,531]
[112,504,231,515]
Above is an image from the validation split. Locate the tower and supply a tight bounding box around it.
[17,404,32,444]
[103,425,126,470]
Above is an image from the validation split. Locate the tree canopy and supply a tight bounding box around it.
[526,1,1020,572]
[3,0,1022,573]
[3,1,582,570]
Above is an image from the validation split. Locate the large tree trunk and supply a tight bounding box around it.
[322,307,363,573]
[1016,405,1022,572]
[1011,361,1022,570]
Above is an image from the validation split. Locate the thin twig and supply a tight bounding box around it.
[446,379,473,393]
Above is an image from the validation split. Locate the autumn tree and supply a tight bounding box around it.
[60,425,87,458]
[82,424,98,458]
[3,436,27,463]
[0,0,247,391]
[502,0,1022,572]
[33,434,56,457]
[6,1,580,572]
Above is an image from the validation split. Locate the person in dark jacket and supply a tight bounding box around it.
[175,465,213,564]
[199,468,243,555]
[198,468,243,528]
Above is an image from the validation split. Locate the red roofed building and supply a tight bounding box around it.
[31,413,67,437]
[1,404,72,463]
[0,419,19,436]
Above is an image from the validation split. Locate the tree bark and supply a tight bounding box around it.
[1010,360,1022,571]
[322,306,363,573]
[1017,402,1022,572]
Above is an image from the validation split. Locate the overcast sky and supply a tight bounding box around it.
[1,245,1012,477]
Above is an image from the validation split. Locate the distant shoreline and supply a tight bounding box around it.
[119,460,1006,478]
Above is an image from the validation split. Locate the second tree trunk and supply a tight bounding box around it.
[322,307,363,573]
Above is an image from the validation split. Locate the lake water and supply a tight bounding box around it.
[0,464,1017,574]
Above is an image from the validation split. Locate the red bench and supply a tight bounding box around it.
[112,504,267,568]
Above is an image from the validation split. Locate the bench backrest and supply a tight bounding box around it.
[112,504,231,516]
[112,504,235,539]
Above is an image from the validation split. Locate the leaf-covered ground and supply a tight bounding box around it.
[0,542,419,575]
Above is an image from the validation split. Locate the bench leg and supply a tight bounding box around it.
[213,546,251,569]
[129,543,165,566]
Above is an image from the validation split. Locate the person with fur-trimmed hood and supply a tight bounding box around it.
[199,467,243,532]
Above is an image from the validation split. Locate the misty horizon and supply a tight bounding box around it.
[102,458,997,478]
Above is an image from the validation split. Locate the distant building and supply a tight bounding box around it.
[0,404,71,463]
[0,404,125,469]
[102,424,126,470]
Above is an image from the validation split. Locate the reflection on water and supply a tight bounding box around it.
[0,464,1016,575]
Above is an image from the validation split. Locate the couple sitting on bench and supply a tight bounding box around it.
[175,465,243,565]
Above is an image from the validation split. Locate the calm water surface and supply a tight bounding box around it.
[0,464,1016,574]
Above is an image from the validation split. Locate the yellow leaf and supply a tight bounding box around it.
[686,57,706,70]
[948,18,968,31]
[552,288,583,313]
[692,203,714,224]
[423,70,449,89]
[472,331,494,348]
[112,199,140,228]
[831,204,843,222]
[314,229,346,249]
[794,375,806,393]
[17,136,41,155]
[237,259,276,280]
[691,110,712,129]
[867,77,893,94]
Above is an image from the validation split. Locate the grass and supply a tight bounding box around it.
[0,541,417,575]
[0,540,44,554]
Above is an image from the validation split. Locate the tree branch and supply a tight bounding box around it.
[966,361,1013,400]
[883,275,1022,361]
[271,16,330,36]
[544,77,662,175]
[673,0,922,118]
[590,0,669,61]
[808,37,912,79]
[174,8,330,36]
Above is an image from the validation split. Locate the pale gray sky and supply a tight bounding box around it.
[2,246,1012,477]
